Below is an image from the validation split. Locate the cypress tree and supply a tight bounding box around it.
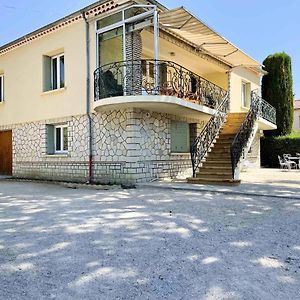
[262,52,294,136]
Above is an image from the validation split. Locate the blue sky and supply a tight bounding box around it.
[0,0,299,98]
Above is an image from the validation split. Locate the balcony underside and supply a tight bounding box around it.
[94,95,216,121]
[257,117,277,130]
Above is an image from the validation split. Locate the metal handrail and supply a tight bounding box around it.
[190,94,230,177]
[230,91,276,177]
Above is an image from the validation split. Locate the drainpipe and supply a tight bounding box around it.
[227,68,233,111]
[82,11,93,184]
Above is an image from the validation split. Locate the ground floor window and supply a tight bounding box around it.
[46,124,68,154]
[170,120,190,153]
[55,125,68,153]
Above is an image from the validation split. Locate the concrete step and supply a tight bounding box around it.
[187,177,241,186]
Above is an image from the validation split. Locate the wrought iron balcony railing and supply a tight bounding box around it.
[94,59,228,110]
[251,91,276,124]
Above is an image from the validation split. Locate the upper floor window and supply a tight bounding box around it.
[43,53,65,92]
[0,74,4,102]
[51,54,65,90]
[241,82,251,108]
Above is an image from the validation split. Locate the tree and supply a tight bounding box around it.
[262,52,294,136]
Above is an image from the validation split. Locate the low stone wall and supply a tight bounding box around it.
[1,108,205,183]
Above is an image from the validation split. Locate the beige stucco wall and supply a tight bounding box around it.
[0,11,261,127]
[230,67,261,112]
[141,30,229,91]
[293,109,300,131]
[0,21,87,126]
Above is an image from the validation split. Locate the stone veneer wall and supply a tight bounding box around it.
[0,108,205,183]
[0,115,90,182]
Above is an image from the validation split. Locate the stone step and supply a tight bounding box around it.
[187,177,241,186]
[212,144,231,149]
[210,148,231,154]
[220,130,241,135]
[200,165,232,171]
[215,140,233,145]
[202,161,232,167]
[227,113,247,119]
[196,168,232,179]
[222,125,243,130]
[205,158,232,163]
[219,133,236,137]
[225,119,245,124]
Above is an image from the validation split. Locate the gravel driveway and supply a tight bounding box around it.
[0,181,300,299]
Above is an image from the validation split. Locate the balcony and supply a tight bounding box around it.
[93,60,228,119]
[251,91,277,130]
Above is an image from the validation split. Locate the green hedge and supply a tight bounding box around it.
[261,137,300,167]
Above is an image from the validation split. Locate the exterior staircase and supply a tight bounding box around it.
[188,113,247,185]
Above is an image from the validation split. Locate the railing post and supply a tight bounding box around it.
[153,8,160,94]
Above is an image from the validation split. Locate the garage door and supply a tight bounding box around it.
[0,130,12,175]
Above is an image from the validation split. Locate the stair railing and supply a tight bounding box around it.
[190,94,230,177]
[230,91,261,178]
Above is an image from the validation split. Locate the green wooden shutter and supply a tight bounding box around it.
[43,56,52,92]
[46,125,55,154]
[171,121,190,153]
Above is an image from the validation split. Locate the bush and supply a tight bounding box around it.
[262,52,294,137]
[261,136,300,167]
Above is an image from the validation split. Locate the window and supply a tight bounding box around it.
[241,82,251,108]
[51,54,65,90]
[171,121,190,153]
[96,12,122,29]
[46,124,68,154]
[54,125,68,153]
[0,74,4,102]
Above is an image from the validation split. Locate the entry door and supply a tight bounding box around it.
[0,130,12,175]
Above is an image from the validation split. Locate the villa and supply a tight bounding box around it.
[0,0,276,184]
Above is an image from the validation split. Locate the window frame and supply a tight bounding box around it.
[51,53,65,90]
[54,124,68,154]
[241,81,251,108]
[0,74,4,102]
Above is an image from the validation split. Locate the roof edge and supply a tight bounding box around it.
[0,0,119,54]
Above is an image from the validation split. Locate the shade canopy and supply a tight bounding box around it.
[159,7,261,70]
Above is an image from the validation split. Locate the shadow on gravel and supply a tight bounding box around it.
[0,181,299,299]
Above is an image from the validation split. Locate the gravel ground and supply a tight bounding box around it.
[0,181,300,300]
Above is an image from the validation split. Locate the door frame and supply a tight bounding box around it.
[0,130,13,176]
